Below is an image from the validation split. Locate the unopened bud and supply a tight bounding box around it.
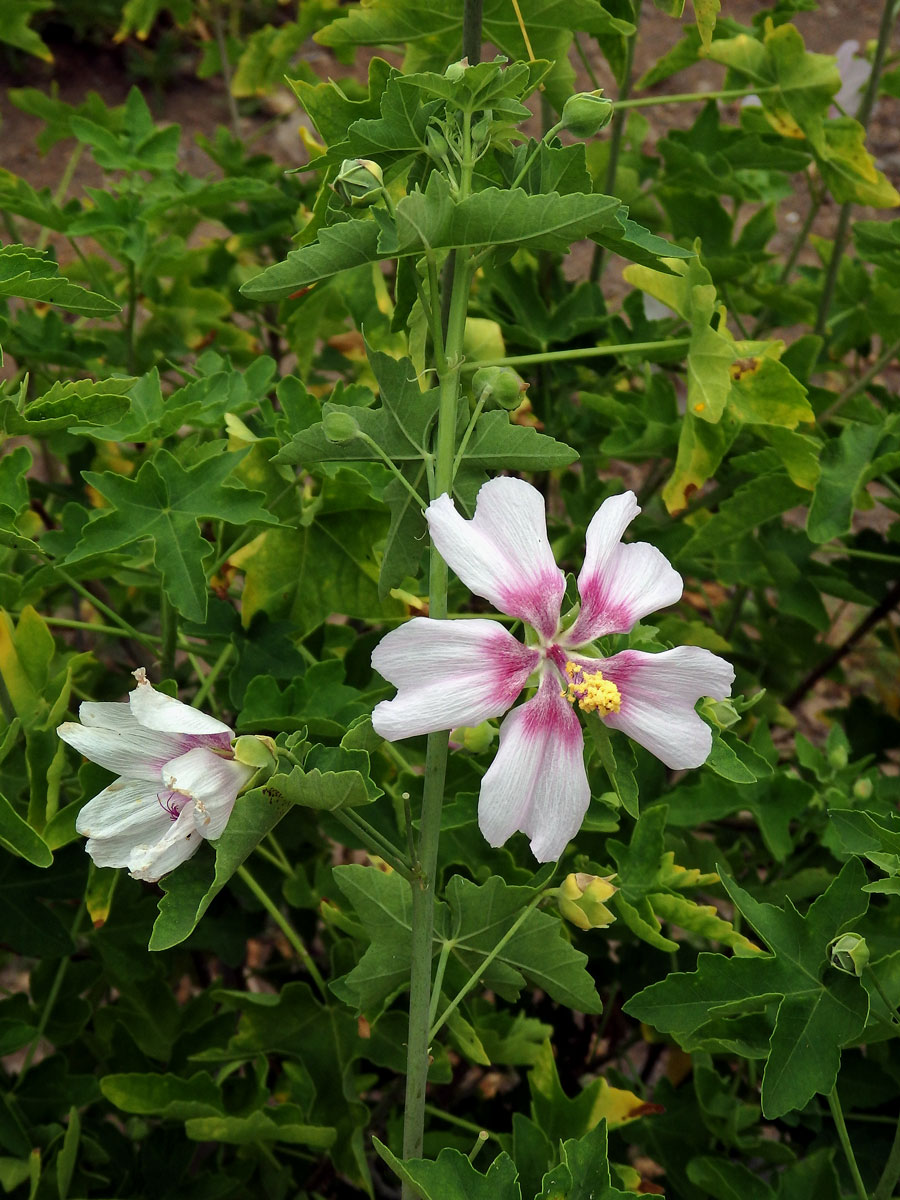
[828,743,849,770]
[332,158,384,207]
[472,110,492,146]
[829,932,869,976]
[426,125,450,160]
[232,734,278,772]
[556,872,616,931]
[853,778,874,801]
[323,410,360,443]
[561,91,614,138]
[472,365,528,410]
[444,58,468,82]
[449,721,496,753]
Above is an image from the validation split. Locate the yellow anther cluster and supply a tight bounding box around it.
[562,661,621,716]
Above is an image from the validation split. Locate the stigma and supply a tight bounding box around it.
[562,661,621,716]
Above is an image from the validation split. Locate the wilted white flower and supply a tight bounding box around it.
[59,668,254,882]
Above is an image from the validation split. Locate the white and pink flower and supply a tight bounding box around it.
[371,478,734,862]
[58,668,254,882]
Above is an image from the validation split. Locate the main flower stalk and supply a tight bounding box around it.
[401,250,472,1177]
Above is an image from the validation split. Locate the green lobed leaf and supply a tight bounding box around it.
[373,1139,522,1200]
[0,244,120,317]
[624,858,871,1117]
[66,448,278,623]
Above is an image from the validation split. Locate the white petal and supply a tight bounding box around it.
[58,720,185,780]
[77,779,178,869]
[162,746,252,840]
[565,491,683,645]
[598,647,734,770]
[426,478,565,638]
[76,777,169,839]
[371,617,539,740]
[129,674,233,737]
[478,674,590,862]
[127,805,204,882]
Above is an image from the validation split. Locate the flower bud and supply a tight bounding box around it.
[472,365,528,410]
[332,158,384,207]
[472,110,493,147]
[829,932,869,976]
[449,721,496,753]
[233,734,278,773]
[444,58,468,82]
[827,743,849,770]
[426,125,450,160]
[561,91,614,138]
[556,872,616,931]
[323,410,360,443]
[853,777,874,801]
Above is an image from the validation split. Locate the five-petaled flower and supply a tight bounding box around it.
[58,668,254,882]
[371,477,734,862]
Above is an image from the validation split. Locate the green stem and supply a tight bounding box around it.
[15,905,85,1090]
[573,34,602,90]
[252,841,292,877]
[237,864,328,1000]
[355,432,427,509]
[821,335,900,421]
[591,0,643,281]
[464,336,690,370]
[821,547,900,566]
[873,1112,900,1200]
[828,1086,871,1200]
[330,808,413,881]
[451,393,487,484]
[867,963,900,1026]
[40,615,163,642]
[429,891,546,1039]
[401,243,474,1197]
[191,642,234,710]
[815,0,897,338]
[615,83,778,111]
[462,0,483,62]
[427,939,455,1028]
[49,562,159,654]
[423,1103,499,1141]
[125,259,137,374]
[160,590,177,679]
[212,0,241,139]
[510,121,564,191]
[36,144,84,252]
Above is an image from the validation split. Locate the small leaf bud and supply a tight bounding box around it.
[828,932,869,976]
[323,410,360,443]
[556,872,617,931]
[332,158,385,207]
[472,365,528,410]
[561,91,615,138]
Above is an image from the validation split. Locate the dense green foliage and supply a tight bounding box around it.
[1,1,899,1197]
